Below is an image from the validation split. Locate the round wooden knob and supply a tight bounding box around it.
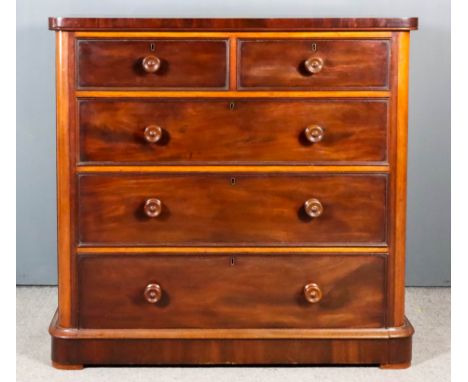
[142,55,161,73]
[304,57,324,74]
[304,198,323,218]
[304,125,324,143]
[304,283,322,303]
[144,198,162,218]
[144,125,163,143]
[144,283,162,303]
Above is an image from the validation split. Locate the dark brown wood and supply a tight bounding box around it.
[78,99,389,165]
[77,39,228,89]
[49,18,418,31]
[78,174,387,246]
[239,39,390,90]
[50,335,412,367]
[49,307,413,367]
[77,254,386,329]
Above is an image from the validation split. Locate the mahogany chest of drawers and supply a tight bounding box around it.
[48,17,417,369]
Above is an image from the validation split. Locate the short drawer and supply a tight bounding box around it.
[78,254,387,329]
[79,99,388,164]
[76,39,228,89]
[78,174,387,246]
[239,39,390,90]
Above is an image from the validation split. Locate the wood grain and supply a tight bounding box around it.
[239,39,390,90]
[49,20,416,368]
[78,99,388,165]
[50,310,413,339]
[51,336,412,367]
[229,37,237,89]
[76,247,389,254]
[48,17,418,31]
[77,174,388,246]
[75,90,391,98]
[74,32,394,38]
[392,32,410,326]
[76,165,390,173]
[77,254,387,329]
[77,39,228,89]
[55,31,73,327]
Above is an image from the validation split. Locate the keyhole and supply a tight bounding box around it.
[150,43,155,51]
[230,177,236,186]
[229,101,236,110]
[311,43,317,52]
[230,257,236,266]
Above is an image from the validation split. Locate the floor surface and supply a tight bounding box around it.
[17,287,450,382]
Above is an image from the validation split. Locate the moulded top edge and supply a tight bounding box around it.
[48,17,418,32]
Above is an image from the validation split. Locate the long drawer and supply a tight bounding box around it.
[76,39,228,89]
[78,254,387,329]
[238,39,390,90]
[79,99,388,165]
[77,174,387,246]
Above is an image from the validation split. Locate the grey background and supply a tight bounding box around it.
[17,0,450,286]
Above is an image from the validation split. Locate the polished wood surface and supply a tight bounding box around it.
[76,90,391,98]
[50,19,416,368]
[304,124,325,143]
[74,31,394,39]
[77,39,228,89]
[303,283,323,303]
[77,254,386,329]
[51,310,413,339]
[51,361,84,370]
[141,55,161,73]
[239,39,390,90]
[51,336,412,367]
[143,283,163,303]
[304,57,324,74]
[304,198,324,218]
[391,32,410,326]
[143,198,162,218]
[77,165,390,173]
[55,32,75,328]
[142,125,163,143]
[49,17,418,31]
[50,308,413,366]
[76,247,389,254]
[78,174,387,246]
[79,99,388,164]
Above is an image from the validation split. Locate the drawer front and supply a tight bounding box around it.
[79,99,388,164]
[78,174,387,246]
[239,39,390,90]
[78,254,387,329]
[77,39,228,89]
